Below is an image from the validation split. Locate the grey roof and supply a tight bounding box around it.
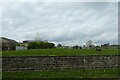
[0,37,18,43]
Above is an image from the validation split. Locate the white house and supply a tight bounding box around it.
[16,43,28,50]
[16,46,27,50]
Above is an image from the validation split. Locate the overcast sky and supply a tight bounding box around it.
[2,2,118,46]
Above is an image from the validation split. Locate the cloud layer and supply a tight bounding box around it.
[2,2,118,46]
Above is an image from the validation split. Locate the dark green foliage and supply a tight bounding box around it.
[28,41,55,49]
[16,44,20,46]
[44,43,55,49]
[57,44,62,47]
[28,42,37,49]
[72,45,79,49]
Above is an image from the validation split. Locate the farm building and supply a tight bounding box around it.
[16,42,28,50]
[0,37,18,50]
[16,46,28,50]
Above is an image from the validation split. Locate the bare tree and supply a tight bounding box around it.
[34,32,41,41]
[86,40,93,48]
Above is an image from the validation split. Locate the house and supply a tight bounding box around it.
[0,37,18,50]
[16,43,28,50]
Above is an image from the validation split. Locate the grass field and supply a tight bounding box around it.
[2,69,118,78]
[2,48,118,56]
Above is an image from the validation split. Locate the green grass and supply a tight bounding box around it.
[2,69,118,78]
[2,49,119,78]
[2,48,118,56]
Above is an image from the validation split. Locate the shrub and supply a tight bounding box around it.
[28,41,55,49]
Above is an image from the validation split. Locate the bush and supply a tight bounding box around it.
[28,42,37,49]
[72,45,79,49]
[28,41,55,49]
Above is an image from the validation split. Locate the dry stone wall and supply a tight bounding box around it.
[2,55,119,71]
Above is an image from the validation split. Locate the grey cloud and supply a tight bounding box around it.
[2,2,118,45]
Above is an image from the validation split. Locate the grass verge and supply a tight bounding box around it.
[2,68,118,78]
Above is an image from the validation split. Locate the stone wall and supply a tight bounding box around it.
[2,55,119,71]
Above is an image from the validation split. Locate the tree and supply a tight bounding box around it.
[79,46,82,49]
[48,43,55,48]
[57,44,62,47]
[34,32,41,41]
[28,32,55,49]
[83,45,86,48]
[44,43,55,48]
[73,45,79,49]
[28,42,37,49]
[86,40,94,48]
[28,41,55,49]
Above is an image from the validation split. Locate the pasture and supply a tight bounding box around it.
[2,48,118,56]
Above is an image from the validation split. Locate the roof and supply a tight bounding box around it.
[0,37,18,43]
[23,40,42,43]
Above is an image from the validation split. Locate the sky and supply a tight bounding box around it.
[1,2,118,46]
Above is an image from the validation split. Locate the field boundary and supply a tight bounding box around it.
[2,55,119,71]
